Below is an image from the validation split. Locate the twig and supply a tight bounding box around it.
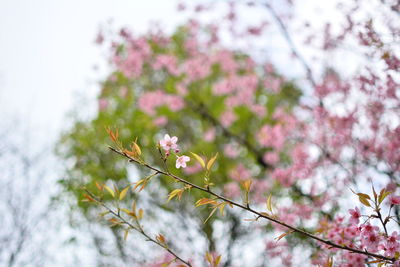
[85,189,192,267]
[109,146,396,263]
[263,1,317,88]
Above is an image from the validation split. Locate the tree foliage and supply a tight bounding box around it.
[58,1,400,266]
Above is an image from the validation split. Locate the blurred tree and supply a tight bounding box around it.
[58,0,400,266]
[0,120,53,267]
[57,22,303,266]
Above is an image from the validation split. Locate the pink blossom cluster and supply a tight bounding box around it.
[137,90,185,116]
[311,200,400,266]
[159,134,190,169]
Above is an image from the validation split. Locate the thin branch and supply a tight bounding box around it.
[85,189,193,267]
[109,146,395,263]
[262,1,317,88]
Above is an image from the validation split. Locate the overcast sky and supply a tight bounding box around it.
[0,0,183,137]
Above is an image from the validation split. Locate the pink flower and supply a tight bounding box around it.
[204,128,216,142]
[362,232,381,251]
[98,98,108,111]
[229,164,251,181]
[224,182,241,199]
[160,134,178,151]
[390,195,400,205]
[348,207,361,225]
[176,155,190,169]
[183,162,202,175]
[220,110,237,127]
[166,95,185,111]
[360,223,378,234]
[263,152,279,165]
[387,231,400,245]
[224,143,239,158]
[153,116,168,127]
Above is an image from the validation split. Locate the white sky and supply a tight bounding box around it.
[0,0,182,137]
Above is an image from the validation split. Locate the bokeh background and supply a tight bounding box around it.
[1,0,398,266]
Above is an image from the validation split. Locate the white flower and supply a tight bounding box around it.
[176,155,190,169]
[160,134,178,151]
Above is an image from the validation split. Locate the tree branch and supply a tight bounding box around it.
[85,189,192,267]
[109,146,396,263]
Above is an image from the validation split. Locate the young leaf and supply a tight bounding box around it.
[242,179,253,192]
[204,206,218,224]
[359,196,371,207]
[367,259,384,264]
[132,141,141,156]
[266,194,273,213]
[108,218,122,227]
[379,188,392,204]
[133,179,147,192]
[123,229,129,241]
[82,194,96,203]
[132,200,137,214]
[119,186,130,200]
[167,188,183,202]
[195,198,218,207]
[372,185,378,202]
[324,257,333,267]
[99,210,110,217]
[357,193,371,200]
[104,185,115,198]
[120,208,131,215]
[205,252,213,264]
[275,230,295,242]
[190,152,205,168]
[207,153,218,171]
[219,203,226,216]
[215,255,222,266]
[95,182,104,191]
[138,209,144,220]
[156,234,166,244]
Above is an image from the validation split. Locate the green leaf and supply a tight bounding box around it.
[190,152,205,168]
[104,185,115,198]
[119,186,130,200]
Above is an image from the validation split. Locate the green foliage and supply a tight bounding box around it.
[57,25,302,242]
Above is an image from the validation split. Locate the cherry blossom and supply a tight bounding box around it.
[176,155,190,169]
[390,196,400,205]
[348,207,361,225]
[160,134,178,151]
